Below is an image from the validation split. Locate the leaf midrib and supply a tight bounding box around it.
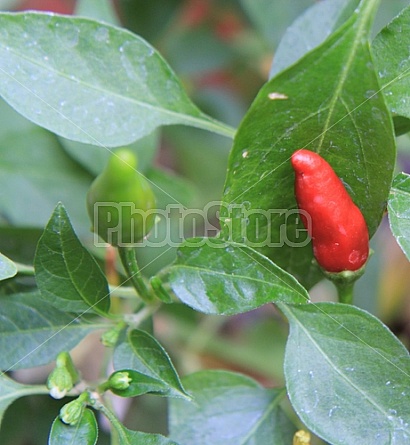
[172,263,293,293]
[240,388,287,444]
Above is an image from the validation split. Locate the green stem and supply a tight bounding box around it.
[15,262,35,275]
[108,285,139,299]
[321,266,368,305]
[118,246,152,303]
[335,281,355,305]
[93,400,128,443]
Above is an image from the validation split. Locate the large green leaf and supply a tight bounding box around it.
[0,374,48,427]
[0,292,102,370]
[280,302,410,444]
[113,329,189,399]
[270,0,360,77]
[49,409,98,445]
[373,4,410,134]
[220,0,395,285]
[0,252,17,281]
[169,370,296,445]
[34,203,111,316]
[0,12,234,146]
[388,172,410,260]
[167,238,308,315]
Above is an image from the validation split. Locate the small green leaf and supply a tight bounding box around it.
[373,4,410,127]
[0,252,17,281]
[0,12,234,146]
[279,302,410,444]
[168,238,308,315]
[113,329,189,399]
[169,370,296,445]
[220,1,395,284]
[388,172,410,260]
[49,409,98,445]
[0,373,48,428]
[119,427,178,445]
[0,292,102,370]
[270,0,359,77]
[34,203,110,316]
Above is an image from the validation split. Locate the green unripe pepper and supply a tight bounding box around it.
[87,149,156,246]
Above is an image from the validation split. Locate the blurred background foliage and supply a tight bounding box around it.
[0,1,410,444]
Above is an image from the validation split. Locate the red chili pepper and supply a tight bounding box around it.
[291,149,369,273]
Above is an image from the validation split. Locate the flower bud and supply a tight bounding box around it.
[47,352,79,399]
[59,393,88,425]
[108,371,132,390]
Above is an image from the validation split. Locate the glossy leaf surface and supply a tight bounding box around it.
[34,203,110,316]
[0,12,234,147]
[113,329,189,399]
[0,292,100,370]
[280,302,410,444]
[0,252,17,281]
[373,4,410,130]
[168,238,309,315]
[169,370,295,445]
[49,409,98,445]
[220,0,395,285]
[388,172,410,260]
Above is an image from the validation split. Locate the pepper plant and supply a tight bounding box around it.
[0,0,410,444]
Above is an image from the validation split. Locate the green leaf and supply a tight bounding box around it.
[167,238,308,315]
[373,4,410,128]
[60,131,159,177]
[388,172,410,260]
[270,0,360,77]
[279,302,410,444]
[169,370,296,445]
[0,252,17,281]
[48,409,98,445]
[0,12,234,146]
[34,203,110,316]
[109,369,171,398]
[220,0,395,285]
[0,292,101,370]
[0,374,48,427]
[98,401,178,445]
[118,427,178,445]
[113,329,189,399]
[0,99,92,234]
